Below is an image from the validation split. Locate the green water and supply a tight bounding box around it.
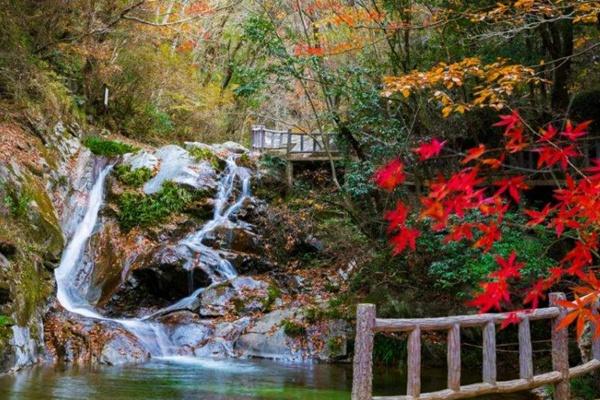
[0,357,533,400]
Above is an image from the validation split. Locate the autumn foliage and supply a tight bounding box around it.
[374,111,599,334]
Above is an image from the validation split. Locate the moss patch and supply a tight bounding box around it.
[281,319,306,337]
[83,136,137,157]
[117,181,193,230]
[114,164,153,187]
[189,147,220,169]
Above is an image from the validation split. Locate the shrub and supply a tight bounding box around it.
[83,136,137,157]
[114,164,153,187]
[426,212,555,299]
[117,181,192,230]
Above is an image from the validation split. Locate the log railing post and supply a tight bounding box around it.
[482,321,497,384]
[550,292,570,400]
[286,129,292,155]
[518,317,533,380]
[352,304,376,400]
[593,300,600,361]
[407,327,422,398]
[447,324,461,391]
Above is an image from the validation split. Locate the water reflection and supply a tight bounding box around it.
[0,359,533,400]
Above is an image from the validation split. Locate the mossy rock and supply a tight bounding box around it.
[83,136,137,157]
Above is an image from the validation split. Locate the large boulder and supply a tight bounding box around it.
[235,309,304,361]
[143,145,217,194]
[100,332,150,366]
[122,151,159,171]
[199,277,269,317]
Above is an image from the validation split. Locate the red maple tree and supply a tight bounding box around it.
[374,111,600,335]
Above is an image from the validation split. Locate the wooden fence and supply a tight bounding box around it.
[251,125,339,155]
[352,293,600,400]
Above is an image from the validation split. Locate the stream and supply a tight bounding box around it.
[0,359,533,400]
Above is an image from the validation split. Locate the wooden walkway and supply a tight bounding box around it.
[251,125,340,185]
[352,293,600,400]
[251,125,340,160]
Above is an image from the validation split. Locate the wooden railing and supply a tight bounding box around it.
[352,293,600,400]
[251,125,338,155]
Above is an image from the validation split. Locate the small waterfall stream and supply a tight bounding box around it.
[54,155,252,358]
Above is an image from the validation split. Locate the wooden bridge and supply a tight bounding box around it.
[251,125,340,185]
[352,293,600,400]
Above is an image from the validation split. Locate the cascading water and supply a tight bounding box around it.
[54,154,252,358]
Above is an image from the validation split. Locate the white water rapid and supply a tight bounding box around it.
[54,155,252,358]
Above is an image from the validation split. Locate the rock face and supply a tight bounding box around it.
[143,145,217,194]
[236,309,351,361]
[33,138,352,370]
[0,120,83,373]
[44,308,150,366]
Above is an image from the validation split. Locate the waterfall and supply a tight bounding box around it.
[54,155,251,358]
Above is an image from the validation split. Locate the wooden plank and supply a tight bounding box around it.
[374,308,560,332]
[407,327,421,397]
[482,321,497,384]
[447,324,461,391]
[550,292,570,400]
[518,317,533,380]
[372,371,562,400]
[352,304,376,400]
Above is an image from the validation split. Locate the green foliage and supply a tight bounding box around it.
[188,147,220,169]
[3,184,32,218]
[570,375,600,400]
[426,212,555,299]
[343,161,377,199]
[117,182,192,230]
[114,164,153,187]
[373,334,406,366]
[83,136,137,157]
[0,315,14,327]
[281,319,306,337]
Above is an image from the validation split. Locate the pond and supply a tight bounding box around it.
[0,357,534,400]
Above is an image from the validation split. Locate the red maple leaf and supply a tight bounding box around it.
[560,120,592,141]
[493,176,529,203]
[413,138,446,161]
[390,227,420,254]
[474,223,501,252]
[374,159,405,191]
[461,144,486,164]
[585,159,600,181]
[493,110,522,133]
[500,311,521,329]
[536,145,580,170]
[385,202,409,233]
[444,223,474,243]
[539,124,558,142]
[555,295,596,339]
[469,280,511,313]
[523,204,553,226]
[523,279,547,309]
[491,252,523,280]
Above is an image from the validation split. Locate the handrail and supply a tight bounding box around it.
[352,292,600,400]
[250,125,339,155]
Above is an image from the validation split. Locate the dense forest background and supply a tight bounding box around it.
[1,0,600,382]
